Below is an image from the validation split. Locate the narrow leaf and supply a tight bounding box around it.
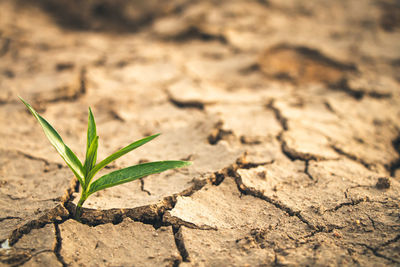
[84,108,97,169]
[87,133,160,180]
[88,160,192,195]
[19,97,85,185]
[83,136,99,186]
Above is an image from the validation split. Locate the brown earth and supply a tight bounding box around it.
[0,0,400,266]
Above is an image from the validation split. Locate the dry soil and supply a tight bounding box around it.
[0,0,399,266]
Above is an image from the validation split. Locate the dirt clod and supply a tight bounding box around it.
[376,177,391,190]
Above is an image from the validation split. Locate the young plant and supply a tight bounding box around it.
[19,97,191,219]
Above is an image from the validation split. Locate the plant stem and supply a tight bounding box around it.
[75,196,86,220]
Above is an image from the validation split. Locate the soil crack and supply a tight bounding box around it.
[329,79,392,100]
[304,160,317,182]
[389,134,400,177]
[267,100,288,131]
[366,214,377,230]
[53,223,67,267]
[323,198,366,213]
[165,25,227,44]
[358,242,400,264]
[5,177,76,246]
[331,144,374,171]
[172,226,190,265]
[236,154,274,169]
[163,212,217,231]
[282,140,329,161]
[234,170,321,231]
[377,234,400,250]
[0,248,55,266]
[267,100,329,162]
[0,216,22,222]
[9,205,69,246]
[15,150,63,171]
[168,96,205,110]
[139,178,151,196]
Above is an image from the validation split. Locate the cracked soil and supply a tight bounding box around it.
[0,0,399,266]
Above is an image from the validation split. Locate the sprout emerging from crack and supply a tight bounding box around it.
[20,97,191,220]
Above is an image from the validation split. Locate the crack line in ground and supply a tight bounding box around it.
[266,100,288,131]
[236,155,274,169]
[164,25,228,44]
[389,158,400,177]
[302,226,346,239]
[304,160,317,182]
[366,214,377,230]
[21,249,55,266]
[323,198,365,213]
[168,96,205,110]
[267,99,305,162]
[15,150,63,170]
[267,100,328,162]
[272,250,279,267]
[163,154,277,231]
[331,144,374,171]
[329,78,392,100]
[1,242,28,263]
[358,242,400,264]
[172,226,190,265]
[389,134,400,177]
[5,194,25,201]
[282,139,330,161]
[53,223,67,267]
[323,101,337,114]
[139,178,151,196]
[8,205,70,246]
[266,99,330,187]
[0,216,22,222]
[377,234,400,249]
[61,177,79,204]
[7,177,76,246]
[288,230,399,265]
[233,170,321,231]
[163,212,217,231]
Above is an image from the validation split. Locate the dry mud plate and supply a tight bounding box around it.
[1,0,400,266]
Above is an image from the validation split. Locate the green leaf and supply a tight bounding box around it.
[19,97,85,186]
[83,108,97,174]
[88,160,192,195]
[87,133,161,180]
[83,136,98,187]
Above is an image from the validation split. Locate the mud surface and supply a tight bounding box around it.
[0,0,399,266]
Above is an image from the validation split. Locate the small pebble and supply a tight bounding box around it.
[333,231,342,238]
[376,177,390,190]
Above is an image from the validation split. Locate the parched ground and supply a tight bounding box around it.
[0,0,399,266]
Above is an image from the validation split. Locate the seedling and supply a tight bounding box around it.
[19,97,191,219]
